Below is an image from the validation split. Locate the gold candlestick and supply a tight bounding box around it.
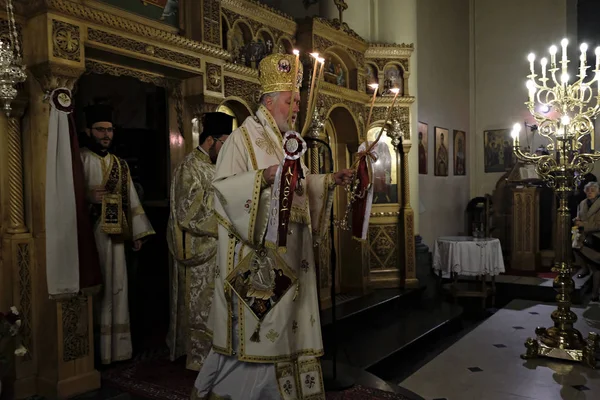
[514,39,600,368]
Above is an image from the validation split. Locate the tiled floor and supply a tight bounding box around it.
[439,269,592,289]
[400,299,600,400]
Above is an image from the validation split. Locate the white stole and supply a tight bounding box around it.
[45,88,80,298]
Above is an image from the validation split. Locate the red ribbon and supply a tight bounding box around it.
[278,159,301,246]
[351,156,370,239]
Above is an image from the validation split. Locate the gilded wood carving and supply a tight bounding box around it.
[87,28,201,69]
[224,75,261,107]
[202,0,221,46]
[52,19,81,62]
[17,242,33,361]
[368,225,399,270]
[62,296,89,362]
[206,63,223,92]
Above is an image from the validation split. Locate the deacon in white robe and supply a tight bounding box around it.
[81,104,155,365]
[192,53,353,400]
[166,112,234,370]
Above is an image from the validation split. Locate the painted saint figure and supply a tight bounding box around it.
[436,132,449,176]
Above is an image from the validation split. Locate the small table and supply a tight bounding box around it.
[433,236,505,307]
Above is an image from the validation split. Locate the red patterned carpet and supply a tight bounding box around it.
[101,352,419,400]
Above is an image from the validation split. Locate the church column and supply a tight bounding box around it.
[6,96,28,234]
[21,11,100,398]
[1,93,37,399]
[400,141,418,287]
[26,63,99,400]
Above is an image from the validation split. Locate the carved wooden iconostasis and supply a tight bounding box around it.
[0,0,416,398]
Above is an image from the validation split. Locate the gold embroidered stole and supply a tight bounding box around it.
[101,154,131,239]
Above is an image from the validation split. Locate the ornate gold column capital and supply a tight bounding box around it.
[29,62,84,93]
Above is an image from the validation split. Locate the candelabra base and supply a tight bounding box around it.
[521,327,600,368]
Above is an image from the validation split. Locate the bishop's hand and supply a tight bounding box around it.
[333,169,353,186]
[263,165,279,186]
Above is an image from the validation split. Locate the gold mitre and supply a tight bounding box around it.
[259,53,303,94]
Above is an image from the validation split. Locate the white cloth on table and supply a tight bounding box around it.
[433,236,505,276]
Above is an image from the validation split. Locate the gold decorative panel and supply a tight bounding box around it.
[368,225,399,270]
[224,75,260,107]
[313,34,364,70]
[17,243,33,361]
[404,213,415,275]
[206,62,222,92]
[52,19,80,62]
[87,28,202,69]
[202,0,221,46]
[220,0,295,37]
[371,105,410,139]
[85,59,174,88]
[44,0,230,59]
[61,296,89,362]
[368,58,409,73]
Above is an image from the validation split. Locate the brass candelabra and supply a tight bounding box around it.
[513,39,600,368]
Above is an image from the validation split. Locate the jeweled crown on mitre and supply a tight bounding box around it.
[259,53,303,94]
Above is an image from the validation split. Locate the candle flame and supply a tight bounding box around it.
[310,52,319,59]
[317,57,325,63]
[293,49,300,56]
[368,83,379,89]
[390,87,400,94]
[511,123,521,138]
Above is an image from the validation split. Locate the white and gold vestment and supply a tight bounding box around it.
[192,106,335,400]
[167,148,219,370]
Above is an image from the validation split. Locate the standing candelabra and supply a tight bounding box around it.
[513,39,600,368]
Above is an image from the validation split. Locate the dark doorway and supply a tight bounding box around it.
[74,73,171,360]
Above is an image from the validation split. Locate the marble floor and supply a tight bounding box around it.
[400,299,600,400]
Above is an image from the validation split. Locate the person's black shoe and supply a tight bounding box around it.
[591,296,599,302]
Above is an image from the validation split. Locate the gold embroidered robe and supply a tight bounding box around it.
[80,148,155,365]
[204,106,335,399]
[167,148,218,371]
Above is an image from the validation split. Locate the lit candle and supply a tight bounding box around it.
[365,83,379,129]
[561,38,569,74]
[549,45,557,68]
[300,52,320,135]
[364,88,401,155]
[526,80,536,103]
[287,49,300,129]
[541,57,548,79]
[511,123,521,146]
[580,43,588,63]
[528,53,536,75]
[300,57,326,137]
